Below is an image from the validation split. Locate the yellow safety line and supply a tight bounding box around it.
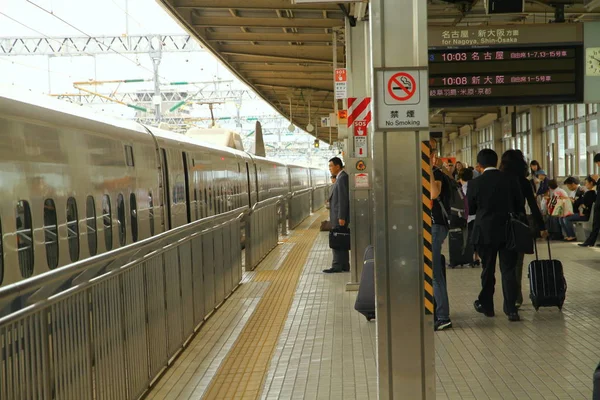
[422,141,434,315]
[202,211,325,399]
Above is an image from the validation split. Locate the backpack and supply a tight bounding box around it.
[437,174,468,229]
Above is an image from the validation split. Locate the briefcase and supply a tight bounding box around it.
[329,227,351,250]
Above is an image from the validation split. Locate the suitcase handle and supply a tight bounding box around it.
[533,236,552,261]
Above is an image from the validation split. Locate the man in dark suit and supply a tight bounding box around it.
[323,157,350,273]
[467,149,522,322]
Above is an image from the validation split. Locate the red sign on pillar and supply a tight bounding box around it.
[354,120,368,137]
[335,68,347,82]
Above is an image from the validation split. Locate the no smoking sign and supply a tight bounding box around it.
[374,67,429,132]
[384,71,420,106]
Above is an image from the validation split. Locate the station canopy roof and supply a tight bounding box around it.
[159,0,600,142]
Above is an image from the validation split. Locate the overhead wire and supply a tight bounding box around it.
[109,0,148,32]
[0,11,95,58]
[0,56,74,78]
[25,0,169,81]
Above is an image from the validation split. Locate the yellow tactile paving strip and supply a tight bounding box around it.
[202,211,326,400]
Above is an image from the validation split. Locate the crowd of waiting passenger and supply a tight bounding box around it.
[431,148,600,332]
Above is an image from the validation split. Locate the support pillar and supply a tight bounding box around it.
[369,0,434,399]
[345,19,373,291]
[530,106,546,163]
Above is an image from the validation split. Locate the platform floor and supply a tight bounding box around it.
[146,210,600,400]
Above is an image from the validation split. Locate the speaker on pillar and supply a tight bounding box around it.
[485,0,524,14]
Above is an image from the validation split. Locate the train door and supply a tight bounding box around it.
[245,162,254,206]
[182,152,192,224]
[160,148,172,230]
[255,164,261,201]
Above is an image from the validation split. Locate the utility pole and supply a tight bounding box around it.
[149,36,163,122]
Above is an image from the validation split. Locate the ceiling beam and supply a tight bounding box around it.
[191,16,345,29]
[259,85,333,93]
[234,64,333,73]
[223,52,334,64]
[251,78,332,91]
[206,32,333,43]
[219,44,342,60]
[172,0,342,11]
[244,71,331,80]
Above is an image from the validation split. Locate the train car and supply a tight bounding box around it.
[147,127,251,229]
[288,164,312,194]
[0,89,327,287]
[309,168,329,188]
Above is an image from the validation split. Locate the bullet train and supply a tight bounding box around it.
[0,90,329,287]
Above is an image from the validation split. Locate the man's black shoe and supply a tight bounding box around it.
[474,300,495,317]
[323,268,343,273]
[508,312,521,322]
[342,266,350,272]
[579,243,592,247]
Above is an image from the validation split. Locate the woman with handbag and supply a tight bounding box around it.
[499,150,548,308]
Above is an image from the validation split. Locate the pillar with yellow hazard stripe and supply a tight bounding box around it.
[421,141,434,316]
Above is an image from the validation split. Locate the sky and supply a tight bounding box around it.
[0,0,336,164]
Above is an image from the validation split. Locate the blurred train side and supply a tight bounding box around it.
[0,90,326,287]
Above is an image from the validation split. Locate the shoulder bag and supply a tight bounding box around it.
[506,179,534,254]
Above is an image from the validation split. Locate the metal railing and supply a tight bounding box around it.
[311,185,329,212]
[288,188,313,230]
[245,196,282,271]
[0,206,246,400]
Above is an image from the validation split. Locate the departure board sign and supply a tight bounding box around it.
[428,45,584,107]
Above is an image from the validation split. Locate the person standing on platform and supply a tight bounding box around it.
[499,150,547,308]
[431,151,452,331]
[468,149,522,322]
[579,153,600,247]
[323,157,350,273]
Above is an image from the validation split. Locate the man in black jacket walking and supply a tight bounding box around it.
[467,149,522,322]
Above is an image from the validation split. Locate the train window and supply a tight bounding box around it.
[66,197,80,263]
[0,218,3,285]
[102,195,113,251]
[117,193,126,246]
[43,199,59,269]
[149,192,155,236]
[124,145,135,167]
[130,193,138,243]
[86,196,97,257]
[16,200,34,278]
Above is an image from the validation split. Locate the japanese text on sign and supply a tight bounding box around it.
[335,68,347,99]
[430,49,573,63]
[438,28,521,46]
[429,24,582,48]
[354,137,367,157]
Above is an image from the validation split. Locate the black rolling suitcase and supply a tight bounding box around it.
[528,238,567,311]
[448,228,474,268]
[355,245,375,321]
